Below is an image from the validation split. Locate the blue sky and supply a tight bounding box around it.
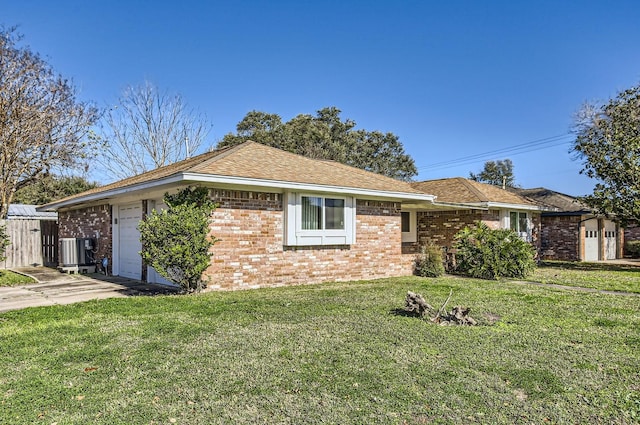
[4,0,640,195]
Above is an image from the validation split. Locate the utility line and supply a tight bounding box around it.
[421,134,570,168]
[417,133,573,171]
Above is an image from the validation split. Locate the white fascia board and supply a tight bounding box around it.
[430,201,481,210]
[180,172,436,202]
[39,172,435,211]
[37,174,187,211]
[485,202,543,211]
[429,201,542,212]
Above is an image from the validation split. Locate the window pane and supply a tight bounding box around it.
[401,212,410,233]
[519,213,528,234]
[325,198,345,230]
[510,212,518,231]
[302,196,322,230]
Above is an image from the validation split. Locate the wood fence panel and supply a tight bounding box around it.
[1,219,59,268]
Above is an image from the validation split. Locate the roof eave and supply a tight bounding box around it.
[37,172,436,211]
[181,172,436,202]
[485,202,543,211]
[37,174,187,211]
[427,201,541,211]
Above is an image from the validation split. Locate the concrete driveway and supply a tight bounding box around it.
[0,267,179,313]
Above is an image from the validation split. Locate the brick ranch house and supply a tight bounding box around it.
[515,188,623,261]
[405,178,543,257]
[38,141,459,290]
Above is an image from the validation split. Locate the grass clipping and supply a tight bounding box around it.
[405,290,478,326]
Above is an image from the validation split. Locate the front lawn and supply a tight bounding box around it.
[1,276,638,424]
[529,261,640,293]
[0,269,36,286]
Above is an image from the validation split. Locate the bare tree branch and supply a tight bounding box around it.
[0,27,98,218]
[96,81,212,181]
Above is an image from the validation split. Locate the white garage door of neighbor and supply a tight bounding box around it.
[118,203,142,280]
[605,220,617,260]
[584,219,599,262]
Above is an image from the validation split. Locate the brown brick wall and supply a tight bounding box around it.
[58,204,112,271]
[203,193,413,290]
[414,208,541,257]
[539,215,581,261]
[416,209,501,248]
[625,224,640,240]
[624,222,640,256]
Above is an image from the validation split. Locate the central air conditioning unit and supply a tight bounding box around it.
[60,238,94,267]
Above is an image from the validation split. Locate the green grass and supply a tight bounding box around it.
[0,269,36,286]
[529,261,640,293]
[1,276,639,424]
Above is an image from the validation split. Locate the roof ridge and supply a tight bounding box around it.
[220,141,418,190]
[188,141,255,172]
[459,178,491,202]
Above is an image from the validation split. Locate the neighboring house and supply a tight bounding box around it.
[1,204,58,268]
[405,178,542,255]
[515,188,622,261]
[38,142,438,290]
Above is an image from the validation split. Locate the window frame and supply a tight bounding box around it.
[401,210,417,243]
[285,192,355,246]
[507,210,532,242]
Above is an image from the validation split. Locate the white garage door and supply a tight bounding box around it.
[584,219,599,261]
[605,220,617,260]
[118,203,142,280]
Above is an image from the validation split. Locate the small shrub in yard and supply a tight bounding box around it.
[453,221,536,280]
[0,222,9,263]
[625,240,640,258]
[139,186,218,293]
[414,244,445,277]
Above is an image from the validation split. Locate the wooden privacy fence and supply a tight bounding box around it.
[0,219,59,268]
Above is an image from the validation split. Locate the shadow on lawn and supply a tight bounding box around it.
[539,260,640,273]
[389,308,420,318]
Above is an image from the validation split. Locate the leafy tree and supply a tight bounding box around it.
[13,174,98,205]
[572,83,640,225]
[138,186,217,293]
[453,222,536,280]
[219,107,417,181]
[0,27,99,219]
[469,159,516,188]
[96,81,212,181]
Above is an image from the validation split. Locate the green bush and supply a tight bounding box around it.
[625,240,640,258]
[453,221,536,280]
[0,223,9,263]
[139,186,218,293]
[414,244,445,277]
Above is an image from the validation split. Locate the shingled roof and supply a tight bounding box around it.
[411,177,539,209]
[514,187,591,214]
[40,141,433,211]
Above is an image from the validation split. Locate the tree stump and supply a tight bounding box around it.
[404,291,434,317]
[439,306,477,326]
[404,291,478,325]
